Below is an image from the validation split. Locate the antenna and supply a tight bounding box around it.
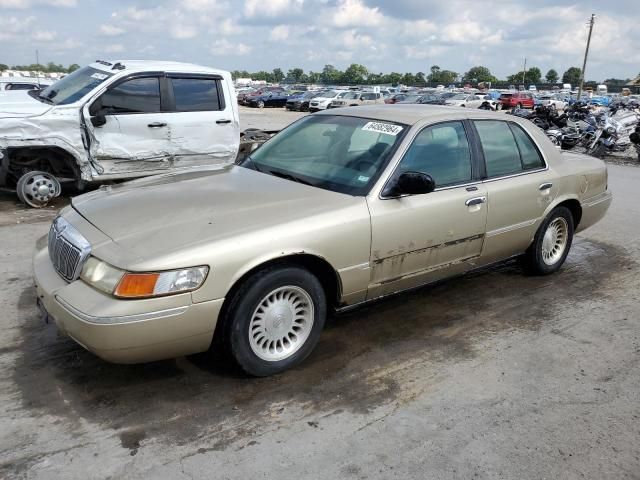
[577,14,595,101]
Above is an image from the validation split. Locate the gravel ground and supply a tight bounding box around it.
[0,107,639,480]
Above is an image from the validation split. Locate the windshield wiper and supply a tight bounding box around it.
[268,169,313,186]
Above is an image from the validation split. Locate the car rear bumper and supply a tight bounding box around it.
[33,242,222,364]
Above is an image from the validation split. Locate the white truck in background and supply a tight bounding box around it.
[0,60,252,207]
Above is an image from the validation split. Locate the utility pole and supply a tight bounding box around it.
[35,49,41,88]
[577,14,595,100]
[521,58,527,86]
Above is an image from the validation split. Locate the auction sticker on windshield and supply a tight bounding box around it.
[362,122,403,136]
[91,73,108,80]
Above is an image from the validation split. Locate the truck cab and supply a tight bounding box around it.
[0,60,240,207]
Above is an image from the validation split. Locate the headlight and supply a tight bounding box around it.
[80,257,208,299]
[80,257,124,294]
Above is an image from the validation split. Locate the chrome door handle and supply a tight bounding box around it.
[465,196,486,206]
[539,182,553,191]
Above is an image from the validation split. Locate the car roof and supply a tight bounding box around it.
[315,104,510,126]
[88,59,229,76]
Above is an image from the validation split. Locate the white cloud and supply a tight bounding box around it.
[103,43,124,53]
[244,0,303,18]
[212,38,251,55]
[331,0,384,28]
[99,24,125,36]
[0,15,35,39]
[269,25,289,41]
[170,24,199,39]
[219,18,242,35]
[0,0,76,8]
[441,19,503,45]
[31,30,56,41]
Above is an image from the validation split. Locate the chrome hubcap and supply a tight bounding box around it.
[541,217,568,265]
[19,171,61,208]
[248,286,314,362]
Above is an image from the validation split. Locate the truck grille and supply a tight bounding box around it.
[48,217,91,282]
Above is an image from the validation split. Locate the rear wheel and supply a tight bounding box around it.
[522,207,574,275]
[517,103,523,109]
[257,100,265,109]
[223,266,327,376]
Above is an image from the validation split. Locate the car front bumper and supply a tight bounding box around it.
[33,241,223,364]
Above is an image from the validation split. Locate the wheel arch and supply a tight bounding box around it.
[546,196,583,228]
[7,145,81,179]
[215,252,342,334]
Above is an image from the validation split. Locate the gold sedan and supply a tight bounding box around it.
[34,105,612,376]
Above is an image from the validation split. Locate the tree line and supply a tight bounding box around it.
[0,62,80,73]
[232,64,633,87]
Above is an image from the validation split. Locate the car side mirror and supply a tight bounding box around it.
[387,171,436,197]
[90,113,107,127]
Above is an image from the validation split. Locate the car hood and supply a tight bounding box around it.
[0,91,52,119]
[71,165,362,266]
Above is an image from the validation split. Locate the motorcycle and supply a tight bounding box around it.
[630,125,640,162]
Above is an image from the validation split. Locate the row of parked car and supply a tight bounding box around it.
[236,84,635,115]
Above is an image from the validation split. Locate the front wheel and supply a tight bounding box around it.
[257,100,265,109]
[522,207,574,275]
[223,266,327,376]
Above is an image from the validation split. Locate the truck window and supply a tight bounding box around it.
[101,77,161,114]
[170,78,224,112]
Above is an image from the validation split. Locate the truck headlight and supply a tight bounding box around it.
[81,257,208,298]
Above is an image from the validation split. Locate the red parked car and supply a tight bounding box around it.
[499,91,535,109]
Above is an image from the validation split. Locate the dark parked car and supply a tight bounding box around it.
[248,91,290,108]
[286,91,320,111]
[238,86,285,105]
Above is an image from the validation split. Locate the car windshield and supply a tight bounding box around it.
[451,94,468,100]
[240,115,408,195]
[343,92,360,99]
[37,66,114,105]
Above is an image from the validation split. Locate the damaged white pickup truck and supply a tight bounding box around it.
[0,60,245,207]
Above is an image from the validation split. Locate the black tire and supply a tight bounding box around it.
[517,103,523,109]
[589,143,607,159]
[522,206,574,275]
[223,265,327,377]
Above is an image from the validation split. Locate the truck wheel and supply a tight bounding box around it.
[16,171,61,208]
[223,265,326,377]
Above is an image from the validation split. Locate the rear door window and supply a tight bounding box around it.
[474,120,545,177]
[170,77,224,112]
[474,121,522,177]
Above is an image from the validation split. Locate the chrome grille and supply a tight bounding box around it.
[48,217,91,282]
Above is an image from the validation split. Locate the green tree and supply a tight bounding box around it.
[428,65,458,85]
[562,67,582,86]
[272,68,284,82]
[67,64,80,73]
[545,69,559,84]
[320,64,341,84]
[463,66,497,84]
[287,68,304,83]
[0,63,8,72]
[342,63,368,84]
[415,71,426,86]
[506,66,541,85]
[402,72,416,85]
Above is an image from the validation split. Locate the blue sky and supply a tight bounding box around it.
[1,0,638,80]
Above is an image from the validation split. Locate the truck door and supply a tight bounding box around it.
[84,74,175,176]
[164,74,239,168]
